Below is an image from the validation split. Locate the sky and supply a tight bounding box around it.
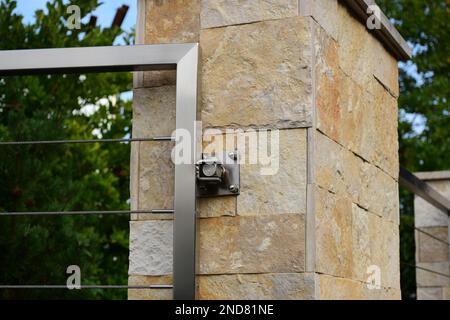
[14,0,136,31]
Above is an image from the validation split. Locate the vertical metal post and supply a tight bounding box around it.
[173,44,199,300]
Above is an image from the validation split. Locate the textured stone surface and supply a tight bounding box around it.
[417,227,449,263]
[318,275,401,300]
[133,87,176,137]
[300,0,338,40]
[143,71,176,89]
[372,39,400,97]
[364,80,399,179]
[314,131,346,195]
[237,129,307,216]
[337,4,399,97]
[314,22,341,142]
[314,132,399,224]
[129,220,173,275]
[128,275,173,300]
[444,287,450,300]
[415,180,450,227]
[132,87,175,220]
[198,273,315,300]
[352,204,400,289]
[200,17,313,129]
[143,0,200,87]
[416,262,450,287]
[198,196,236,218]
[315,40,399,180]
[145,0,200,43]
[359,160,399,224]
[201,0,298,29]
[137,141,175,217]
[199,215,305,274]
[417,287,443,300]
[315,187,353,278]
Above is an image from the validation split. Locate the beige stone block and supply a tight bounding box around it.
[314,131,346,195]
[129,220,173,275]
[136,141,175,220]
[198,196,236,218]
[318,275,363,300]
[201,0,298,29]
[143,70,176,88]
[444,287,450,300]
[359,161,399,224]
[198,273,315,300]
[372,40,400,97]
[133,87,176,137]
[415,180,450,227]
[315,187,353,278]
[314,131,399,224]
[237,129,307,216]
[300,0,338,40]
[352,205,400,289]
[337,4,374,89]
[200,17,313,129]
[315,24,341,142]
[417,287,443,300]
[351,204,371,284]
[369,213,400,289]
[416,262,450,287]
[415,196,449,228]
[145,0,200,44]
[365,80,399,179]
[143,0,200,87]
[318,275,400,300]
[128,275,172,300]
[199,214,305,274]
[339,74,373,159]
[132,87,176,219]
[337,3,399,104]
[417,227,449,262]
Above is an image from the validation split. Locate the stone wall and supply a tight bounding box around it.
[414,171,450,300]
[128,0,405,300]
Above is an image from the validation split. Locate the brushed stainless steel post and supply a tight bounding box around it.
[174,44,199,300]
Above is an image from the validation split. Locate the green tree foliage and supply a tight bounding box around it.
[0,0,133,299]
[377,0,449,299]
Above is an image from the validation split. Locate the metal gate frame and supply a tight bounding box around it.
[0,43,199,300]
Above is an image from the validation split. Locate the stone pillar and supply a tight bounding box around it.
[128,0,409,300]
[414,171,450,300]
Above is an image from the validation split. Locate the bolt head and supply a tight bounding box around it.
[229,185,239,193]
[228,151,238,161]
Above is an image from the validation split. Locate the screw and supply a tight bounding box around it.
[228,151,238,161]
[229,185,239,193]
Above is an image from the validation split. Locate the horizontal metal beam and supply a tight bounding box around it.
[0,136,174,146]
[0,285,172,289]
[0,44,196,75]
[399,166,450,215]
[0,209,174,216]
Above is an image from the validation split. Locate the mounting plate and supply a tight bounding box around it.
[196,151,240,197]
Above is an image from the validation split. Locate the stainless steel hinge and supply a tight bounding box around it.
[196,151,240,197]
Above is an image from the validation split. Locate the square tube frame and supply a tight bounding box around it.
[0,44,199,300]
